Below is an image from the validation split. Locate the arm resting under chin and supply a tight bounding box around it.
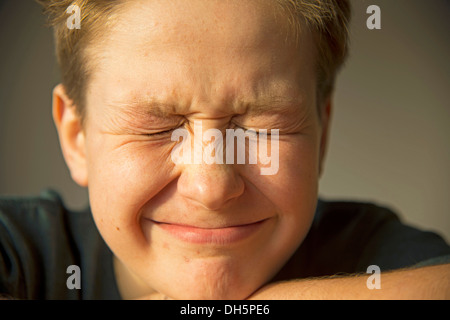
[248,262,450,300]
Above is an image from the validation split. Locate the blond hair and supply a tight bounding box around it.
[276,0,351,106]
[36,0,351,119]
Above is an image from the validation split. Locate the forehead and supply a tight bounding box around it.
[88,0,316,114]
[112,0,289,47]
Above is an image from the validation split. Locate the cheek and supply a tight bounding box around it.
[85,139,177,245]
[251,134,320,212]
[251,135,320,249]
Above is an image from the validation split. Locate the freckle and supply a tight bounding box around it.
[116,227,120,231]
[163,242,169,249]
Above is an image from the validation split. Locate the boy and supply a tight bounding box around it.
[0,0,449,300]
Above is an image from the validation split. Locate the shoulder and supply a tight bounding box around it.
[0,190,92,257]
[0,190,89,299]
[314,199,400,234]
[306,198,450,274]
[0,190,72,236]
[0,190,120,300]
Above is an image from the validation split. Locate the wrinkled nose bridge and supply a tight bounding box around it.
[170,119,279,176]
[171,120,239,165]
[173,120,245,210]
[192,120,226,164]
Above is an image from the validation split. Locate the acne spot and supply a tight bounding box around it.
[183,256,190,263]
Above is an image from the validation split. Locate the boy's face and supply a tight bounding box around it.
[60,0,329,299]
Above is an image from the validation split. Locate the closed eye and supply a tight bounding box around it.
[145,128,177,137]
[232,123,274,136]
[144,122,186,138]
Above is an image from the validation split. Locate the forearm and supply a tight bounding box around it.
[248,264,450,300]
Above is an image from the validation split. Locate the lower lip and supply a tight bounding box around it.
[148,219,267,245]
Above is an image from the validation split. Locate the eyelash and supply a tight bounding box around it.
[233,124,274,136]
[144,124,275,137]
[145,127,180,138]
[146,129,175,136]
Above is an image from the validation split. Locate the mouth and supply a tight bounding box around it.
[145,218,269,245]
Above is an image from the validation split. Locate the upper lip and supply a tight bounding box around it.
[146,218,268,229]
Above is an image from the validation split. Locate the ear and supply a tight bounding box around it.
[52,84,88,187]
[318,96,332,177]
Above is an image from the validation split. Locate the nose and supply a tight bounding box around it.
[177,162,245,211]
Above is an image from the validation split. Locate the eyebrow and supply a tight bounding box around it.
[110,95,303,118]
[245,102,299,116]
[109,97,179,119]
[240,96,305,116]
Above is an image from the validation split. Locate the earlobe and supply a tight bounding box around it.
[52,84,88,187]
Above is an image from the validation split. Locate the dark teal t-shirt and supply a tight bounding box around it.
[0,190,120,299]
[1,190,449,299]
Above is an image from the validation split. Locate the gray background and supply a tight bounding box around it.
[0,0,449,242]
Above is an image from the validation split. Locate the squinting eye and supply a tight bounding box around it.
[146,128,177,137]
[143,120,187,138]
[233,124,273,136]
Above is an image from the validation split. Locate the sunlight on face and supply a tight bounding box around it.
[83,0,323,299]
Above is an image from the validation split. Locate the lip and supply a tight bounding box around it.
[146,219,269,245]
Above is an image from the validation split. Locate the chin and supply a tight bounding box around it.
[156,257,268,300]
[169,280,259,300]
